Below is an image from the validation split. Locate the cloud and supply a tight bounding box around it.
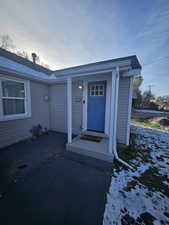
[135,1,169,45]
[0,0,169,96]
[0,0,124,69]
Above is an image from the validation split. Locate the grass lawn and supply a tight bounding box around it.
[132,119,169,132]
[132,119,161,129]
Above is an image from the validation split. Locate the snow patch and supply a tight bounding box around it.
[103,125,169,225]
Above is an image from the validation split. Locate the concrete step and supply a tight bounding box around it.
[67,144,114,163]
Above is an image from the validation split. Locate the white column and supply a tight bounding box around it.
[82,80,87,130]
[67,77,72,144]
[126,77,133,145]
[109,68,119,154]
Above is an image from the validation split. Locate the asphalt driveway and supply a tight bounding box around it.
[0,132,112,225]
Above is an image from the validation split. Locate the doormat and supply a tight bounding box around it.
[80,135,103,142]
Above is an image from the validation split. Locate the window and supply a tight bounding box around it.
[89,85,105,96]
[0,77,31,120]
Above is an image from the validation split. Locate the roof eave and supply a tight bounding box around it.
[52,59,132,78]
[0,66,51,84]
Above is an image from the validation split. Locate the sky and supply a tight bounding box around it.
[0,0,169,96]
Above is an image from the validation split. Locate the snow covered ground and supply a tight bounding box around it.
[103,125,169,225]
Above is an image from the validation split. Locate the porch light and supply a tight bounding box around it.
[78,84,83,89]
[77,80,83,90]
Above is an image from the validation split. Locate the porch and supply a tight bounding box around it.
[51,58,139,161]
[65,68,120,161]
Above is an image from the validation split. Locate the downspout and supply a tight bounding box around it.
[113,67,134,171]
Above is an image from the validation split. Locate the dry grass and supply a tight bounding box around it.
[132,117,169,132]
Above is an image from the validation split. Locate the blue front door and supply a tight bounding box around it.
[87,81,106,132]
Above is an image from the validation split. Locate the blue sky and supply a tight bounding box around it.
[0,0,169,96]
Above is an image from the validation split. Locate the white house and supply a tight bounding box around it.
[0,48,141,163]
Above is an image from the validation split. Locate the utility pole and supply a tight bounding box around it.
[148,84,155,93]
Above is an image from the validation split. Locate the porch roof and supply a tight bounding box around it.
[52,55,141,78]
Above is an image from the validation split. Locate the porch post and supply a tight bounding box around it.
[109,67,119,154]
[67,77,72,144]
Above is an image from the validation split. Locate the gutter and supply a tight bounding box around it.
[0,66,64,85]
[113,66,134,171]
[113,144,134,170]
[0,66,50,84]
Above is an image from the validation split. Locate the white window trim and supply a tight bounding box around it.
[0,75,31,121]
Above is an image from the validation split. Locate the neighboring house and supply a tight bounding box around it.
[0,48,141,161]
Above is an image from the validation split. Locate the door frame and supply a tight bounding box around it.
[82,75,111,135]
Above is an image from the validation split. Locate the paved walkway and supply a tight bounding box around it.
[0,132,112,225]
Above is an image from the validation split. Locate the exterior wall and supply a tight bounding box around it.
[117,76,132,145]
[0,80,50,149]
[49,82,83,134]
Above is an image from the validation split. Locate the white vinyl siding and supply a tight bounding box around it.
[117,77,131,145]
[49,84,67,133]
[49,82,83,134]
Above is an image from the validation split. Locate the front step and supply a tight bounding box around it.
[67,143,114,162]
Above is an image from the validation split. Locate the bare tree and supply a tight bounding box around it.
[133,90,142,108]
[0,34,50,69]
[0,34,15,50]
[141,90,157,109]
[133,76,143,92]
[16,50,30,60]
[39,61,50,69]
[132,76,143,108]
[156,96,169,111]
[34,55,50,69]
[142,90,155,104]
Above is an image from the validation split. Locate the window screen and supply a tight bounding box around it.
[2,80,25,115]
